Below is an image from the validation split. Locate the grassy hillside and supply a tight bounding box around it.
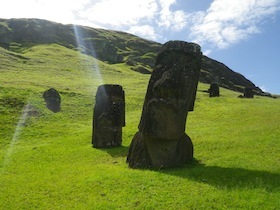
[0,18,268,96]
[0,44,280,209]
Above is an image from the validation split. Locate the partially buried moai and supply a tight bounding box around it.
[209,83,220,97]
[244,87,254,98]
[92,84,125,148]
[43,88,61,113]
[127,41,202,169]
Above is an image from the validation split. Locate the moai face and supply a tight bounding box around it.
[92,84,125,148]
[244,87,254,98]
[43,88,61,113]
[95,85,125,127]
[209,83,220,97]
[139,43,201,139]
[127,41,202,169]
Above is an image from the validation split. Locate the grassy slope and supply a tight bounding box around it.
[0,44,279,209]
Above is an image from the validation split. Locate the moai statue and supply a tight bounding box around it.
[244,87,254,98]
[127,41,202,169]
[43,88,61,112]
[209,83,220,97]
[92,84,125,148]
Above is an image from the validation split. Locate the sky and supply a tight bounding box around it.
[1,0,280,94]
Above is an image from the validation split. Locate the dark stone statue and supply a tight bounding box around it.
[127,41,202,169]
[209,83,220,97]
[92,84,125,148]
[43,88,61,112]
[244,87,254,98]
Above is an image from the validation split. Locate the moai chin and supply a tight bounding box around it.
[127,41,202,169]
[43,88,61,113]
[209,83,220,97]
[92,84,125,148]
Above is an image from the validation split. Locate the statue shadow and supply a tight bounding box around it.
[159,160,280,191]
[99,145,129,157]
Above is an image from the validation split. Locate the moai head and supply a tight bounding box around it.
[127,41,202,169]
[209,83,220,97]
[244,87,254,98]
[92,84,125,148]
[43,88,61,112]
[139,41,202,140]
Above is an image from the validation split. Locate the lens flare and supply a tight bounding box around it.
[1,103,30,172]
[73,25,103,85]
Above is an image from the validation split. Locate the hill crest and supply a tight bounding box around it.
[0,18,270,96]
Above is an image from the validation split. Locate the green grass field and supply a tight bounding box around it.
[1,44,280,209]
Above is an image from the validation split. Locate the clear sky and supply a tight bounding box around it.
[1,0,279,94]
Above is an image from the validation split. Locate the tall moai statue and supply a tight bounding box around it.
[209,83,220,97]
[127,41,202,169]
[244,87,254,98]
[43,88,61,113]
[92,84,125,148]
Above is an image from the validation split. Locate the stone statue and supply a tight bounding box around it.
[92,84,125,148]
[127,41,202,169]
[43,88,61,112]
[244,87,254,98]
[209,83,220,97]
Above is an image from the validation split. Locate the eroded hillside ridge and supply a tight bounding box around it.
[0,18,268,96]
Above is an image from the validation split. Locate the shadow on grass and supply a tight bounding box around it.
[160,160,280,191]
[98,145,129,157]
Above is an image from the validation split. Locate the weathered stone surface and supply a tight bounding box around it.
[244,87,254,98]
[127,41,202,169]
[92,84,125,148]
[209,83,220,97]
[43,88,61,112]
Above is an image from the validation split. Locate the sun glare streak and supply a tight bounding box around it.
[1,103,30,172]
[73,25,104,85]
